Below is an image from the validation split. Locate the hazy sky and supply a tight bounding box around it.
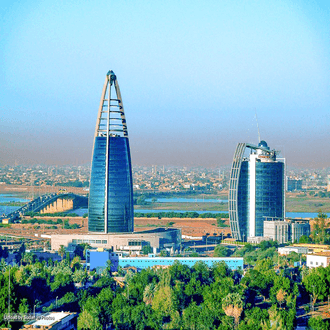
[1,0,330,168]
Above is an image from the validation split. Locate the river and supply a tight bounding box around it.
[146,198,228,203]
[0,193,328,219]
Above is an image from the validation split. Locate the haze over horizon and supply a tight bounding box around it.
[1,1,330,168]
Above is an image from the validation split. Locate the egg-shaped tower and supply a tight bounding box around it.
[88,71,134,233]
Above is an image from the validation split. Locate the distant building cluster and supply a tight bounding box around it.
[133,165,226,192]
[286,176,303,191]
[0,164,90,189]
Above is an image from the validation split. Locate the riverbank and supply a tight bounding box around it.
[135,196,330,213]
[134,202,228,211]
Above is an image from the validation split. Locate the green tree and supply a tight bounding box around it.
[96,287,114,327]
[241,268,274,302]
[74,243,91,259]
[239,307,268,330]
[276,288,287,309]
[22,252,35,265]
[151,269,177,321]
[160,250,169,257]
[143,283,156,305]
[0,246,9,259]
[15,243,26,264]
[299,235,311,243]
[142,245,153,255]
[308,316,330,330]
[214,245,231,257]
[51,272,74,296]
[0,258,6,272]
[70,256,81,271]
[269,275,292,306]
[65,252,70,264]
[181,301,200,330]
[58,245,66,260]
[261,306,288,330]
[73,269,87,285]
[18,298,29,315]
[303,267,329,304]
[311,212,329,244]
[78,309,102,330]
[222,292,243,328]
[211,261,233,279]
[0,269,16,327]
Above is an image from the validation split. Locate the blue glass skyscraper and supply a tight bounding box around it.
[88,71,134,233]
[229,141,285,241]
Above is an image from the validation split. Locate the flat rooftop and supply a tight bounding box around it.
[25,312,71,326]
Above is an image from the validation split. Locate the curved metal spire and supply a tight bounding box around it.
[94,70,128,138]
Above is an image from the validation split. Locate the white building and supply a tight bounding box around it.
[278,246,308,255]
[21,312,77,330]
[264,220,289,244]
[306,254,330,268]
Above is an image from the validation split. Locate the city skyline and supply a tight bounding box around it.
[1,1,330,168]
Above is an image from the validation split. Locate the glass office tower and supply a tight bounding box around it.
[229,141,284,241]
[88,71,134,233]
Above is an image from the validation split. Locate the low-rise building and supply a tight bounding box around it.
[306,253,330,268]
[293,244,329,254]
[262,218,310,244]
[51,228,181,254]
[291,221,310,243]
[86,250,244,272]
[278,246,309,255]
[20,312,77,330]
[264,219,290,244]
[247,236,272,244]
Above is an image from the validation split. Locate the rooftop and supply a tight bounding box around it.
[23,312,75,328]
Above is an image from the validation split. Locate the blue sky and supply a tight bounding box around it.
[1,0,330,167]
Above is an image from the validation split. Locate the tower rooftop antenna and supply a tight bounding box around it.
[255,112,261,143]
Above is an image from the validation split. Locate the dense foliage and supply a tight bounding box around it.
[0,256,310,330]
[1,237,330,329]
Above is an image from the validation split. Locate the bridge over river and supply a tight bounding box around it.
[1,193,88,222]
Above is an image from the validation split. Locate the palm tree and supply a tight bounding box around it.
[59,245,66,260]
[222,292,243,329]
[143,283,156,305]
[276,289,287,309]
[0,258,7,272]
[22,253,34,265]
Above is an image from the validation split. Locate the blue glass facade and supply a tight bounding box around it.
[237,160,284,238]
[88,136,134,233]
[254,161,284,236]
